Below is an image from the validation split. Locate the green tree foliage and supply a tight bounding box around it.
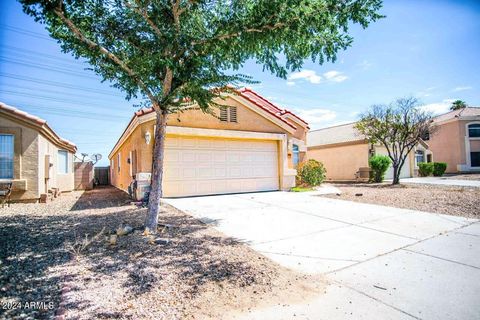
[355,97,434,185]
[450,100,468,111]
[433,162,447,177]
[368,154,391,183]
[21,0,383,231]
[418,162,434,177]
[296,159,326,187]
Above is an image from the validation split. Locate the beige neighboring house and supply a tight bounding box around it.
[427,107,480,173]
[307,122,431,181]
[0,102,77,202]
[109,88,309,198]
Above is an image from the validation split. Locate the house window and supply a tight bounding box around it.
[292,144,299,168]
[117,153,121,172]
[0,134,14,179]
[471,152,480,167]
[415,150,425,165]
[219,106,237,122]
[468,123,480,138]
[58,150,68,174]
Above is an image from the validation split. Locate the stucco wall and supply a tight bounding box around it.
[307,142,370,181]
[0,117,40,200]
[428,120,463,173]
[38,134,75,193]
[110,97,306,193]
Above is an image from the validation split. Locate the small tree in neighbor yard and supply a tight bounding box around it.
[368,154,391,183]
[21,0,383,233]
[355,97,433,185]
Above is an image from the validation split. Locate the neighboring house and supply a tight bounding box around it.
[427,107,480,173]
[307,122,431,181]
[0,102,77,202]
[108,88,309,198]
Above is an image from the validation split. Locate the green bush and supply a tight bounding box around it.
[369,155,391,183]
[433,162,447,177]
[296,159,326,187]
[418,162,434,176]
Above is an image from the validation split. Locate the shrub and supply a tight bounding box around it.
[296,159,326,187]
[433,162,447,177]
[369,155,391,183]
[418,162,434,177]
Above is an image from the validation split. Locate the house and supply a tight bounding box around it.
[307,122,431,181]
[427,107,480,173]
[0,102,77,202]
[108,88,309,198]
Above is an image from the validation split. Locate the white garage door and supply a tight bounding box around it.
[375,147,411,180]
[163,136,279,197]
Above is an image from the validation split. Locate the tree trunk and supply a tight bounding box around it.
[392,164,400,185]
[145,109,168,233]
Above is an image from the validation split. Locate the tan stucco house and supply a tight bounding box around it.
[307,122,431,181]
[0,102,77,202]
[108,88,309,198]
[427,107,480,173]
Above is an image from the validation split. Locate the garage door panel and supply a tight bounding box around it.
[162,136,279,197]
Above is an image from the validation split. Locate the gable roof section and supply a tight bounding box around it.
[307,122,365,147]
[0,102,77,153]
[238,88,309,129]
[433,107,480,123]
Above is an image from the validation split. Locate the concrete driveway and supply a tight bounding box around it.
[164,191,480,319]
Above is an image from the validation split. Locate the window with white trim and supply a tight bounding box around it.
[468,123,480,138]
[0,134,14,179]
[415,150,425,166]
[292,144,300,168]
[58,150,68,174]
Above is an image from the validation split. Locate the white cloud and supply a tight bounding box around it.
[292,108,337,128]
[287,69,348,85]
[452,86,472,92]
[417,86,436,98]
[323,70,348,82]
[288,69,322,84]
[420,99,455,115]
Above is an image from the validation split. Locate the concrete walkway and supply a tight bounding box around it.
[401,177,480,188]
[164,192,480,320]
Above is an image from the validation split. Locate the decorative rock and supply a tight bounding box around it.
[154,238,170,245]
[355,193,363,197]
[109,235,117,245]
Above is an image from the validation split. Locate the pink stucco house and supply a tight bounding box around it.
[427,107,480,173]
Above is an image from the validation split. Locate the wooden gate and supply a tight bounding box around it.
[94,166,110,185]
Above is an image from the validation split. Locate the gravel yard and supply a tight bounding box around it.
[321,183,480,218]
[0,187,319,320]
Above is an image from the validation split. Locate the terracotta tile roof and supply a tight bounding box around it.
[433,107,480,123]
[0,102,76,151]
[307,122,365,147]
[237,88,308,129]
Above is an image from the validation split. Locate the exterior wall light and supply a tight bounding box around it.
[145,131,151,145]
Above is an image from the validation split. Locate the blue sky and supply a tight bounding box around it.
[1,0,479,166]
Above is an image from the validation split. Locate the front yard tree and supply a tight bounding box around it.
[21,0,383,233]
[355,97,433,185]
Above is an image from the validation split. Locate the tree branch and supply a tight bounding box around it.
[125,0,164,40]
[53,3,157,103]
